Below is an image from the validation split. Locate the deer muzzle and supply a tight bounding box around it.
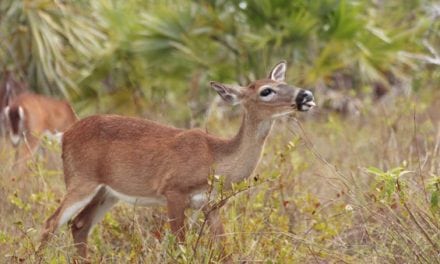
[295,89,315,112]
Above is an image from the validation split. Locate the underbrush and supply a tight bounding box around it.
[0,92,439,263]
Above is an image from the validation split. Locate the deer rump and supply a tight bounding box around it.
[4,92,77,152]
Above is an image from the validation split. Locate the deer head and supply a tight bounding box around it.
[210,61,315,120]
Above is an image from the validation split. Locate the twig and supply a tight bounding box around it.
[191,177,273,259]
[287,116,351,190]
[396,179,440,256]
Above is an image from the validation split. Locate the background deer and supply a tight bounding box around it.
[3,92,78,160]
[40,61,315,258]
[0,70,27,137]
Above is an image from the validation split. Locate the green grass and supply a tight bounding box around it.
[1,91,439,263]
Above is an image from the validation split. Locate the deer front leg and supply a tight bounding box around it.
[204,207,232,263]
[204,208,224,240]
[166,192,188,242]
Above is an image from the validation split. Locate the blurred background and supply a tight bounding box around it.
[0,0,439,263]
[1,0,438,124]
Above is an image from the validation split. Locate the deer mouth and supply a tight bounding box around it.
[298,100,316,111]
[295,90,315,112]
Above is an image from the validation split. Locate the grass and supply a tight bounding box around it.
[0,90,439,263]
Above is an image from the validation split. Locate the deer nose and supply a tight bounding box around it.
[295,89,315,112]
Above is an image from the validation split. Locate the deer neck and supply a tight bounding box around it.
[231,109,273,150]
[212,109,274,184]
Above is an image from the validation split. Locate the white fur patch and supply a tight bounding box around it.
[259,86,276,102]
[260,93,275,101]
[90,196,118,227]
[106,186,166,206]
[5,106,25,146]
[3,106,9,118]
[18,106,24,120]
[9,133,20,145]
[42,130,64,144]
[300,105,311,111]
[190,192,208,209]
[58,185,102,228]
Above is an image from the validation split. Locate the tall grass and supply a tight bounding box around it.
[0,90,439,263]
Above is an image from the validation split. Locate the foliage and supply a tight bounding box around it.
[1,0,439,124]
[0,0,107,96]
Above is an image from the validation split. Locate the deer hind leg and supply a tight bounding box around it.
[14,134,39,166]
[22,133,39,155]
[71,187,118,259]
[40,184,103,248]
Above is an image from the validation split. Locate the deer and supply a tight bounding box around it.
[0,70,27,137]
[3,92,78,160]
[39,61,315,259]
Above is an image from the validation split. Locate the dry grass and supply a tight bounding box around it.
[0,90,439,263]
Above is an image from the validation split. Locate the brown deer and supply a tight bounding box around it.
[3,92,78,160]
[0,70,27,136]
[40,61,315,258]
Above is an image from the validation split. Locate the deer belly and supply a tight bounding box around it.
[106,186,166,206]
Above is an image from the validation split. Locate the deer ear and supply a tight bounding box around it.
[210,81,242,105]
[269,60,287,82]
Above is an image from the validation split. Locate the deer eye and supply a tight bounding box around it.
[260,88,274,97]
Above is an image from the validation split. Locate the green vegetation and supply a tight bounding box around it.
[0,0,439,263]
[2,0,438,123]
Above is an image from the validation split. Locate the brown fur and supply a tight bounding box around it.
[39,61,314,259]
[5,92,78,159]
